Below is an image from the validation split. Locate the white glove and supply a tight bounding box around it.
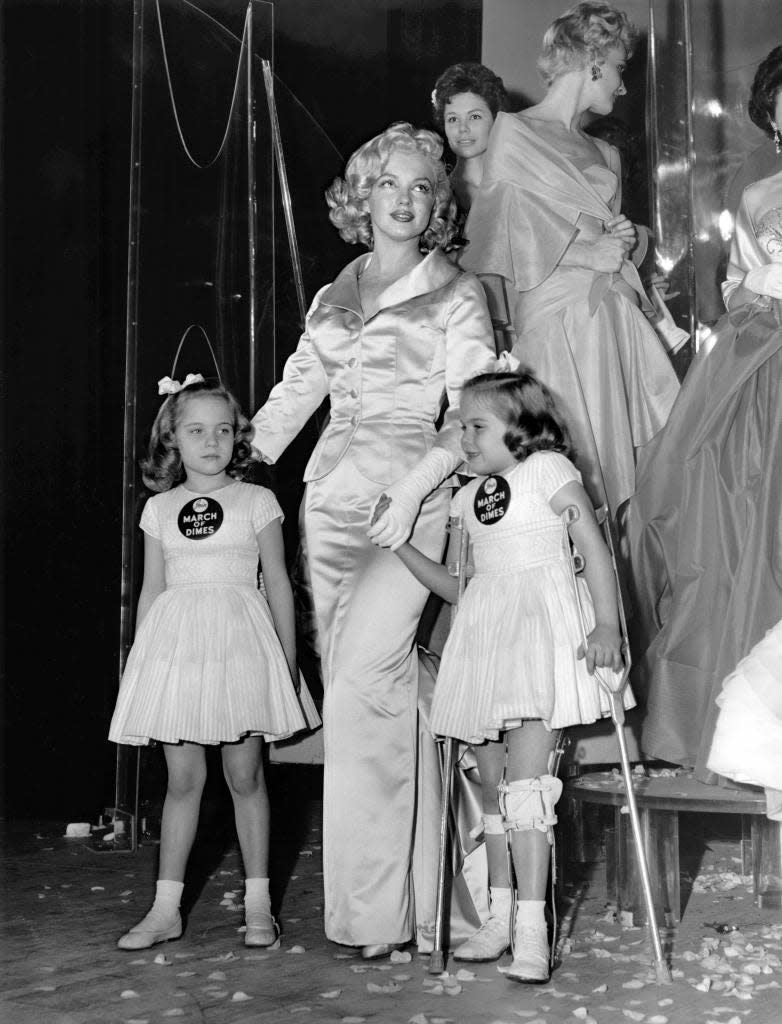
[367,448,455,550]
[744,263,782,299]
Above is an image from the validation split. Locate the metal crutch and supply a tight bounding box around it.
[562,504,672,985]
[429,513,470,975]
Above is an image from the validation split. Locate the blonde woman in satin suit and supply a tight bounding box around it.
[251,122,495,958]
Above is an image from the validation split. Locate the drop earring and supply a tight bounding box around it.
[591,63,602,81]
[772,120,782,156]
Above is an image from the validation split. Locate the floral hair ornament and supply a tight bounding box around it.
[157,373,205,396]
[494,350,521,373]
[158,324,223,396]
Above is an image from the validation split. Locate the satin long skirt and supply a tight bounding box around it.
[511,271,679,518]
[304,454,450,946]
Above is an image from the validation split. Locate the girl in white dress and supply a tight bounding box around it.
[381,368,629,983]
[110,375,319,951]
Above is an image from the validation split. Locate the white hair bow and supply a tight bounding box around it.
[494,350,520,372]
[157,373,205,396]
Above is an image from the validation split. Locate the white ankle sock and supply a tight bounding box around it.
[514,898,546,927]
[489,886,512,919]
[244,877,271,916]
[244,877,270,898]
[154,880,183,913]
[153,879,184,914]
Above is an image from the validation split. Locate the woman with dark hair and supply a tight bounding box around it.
[748,44,782,153]
[250,122,495,956]
[628,45,782,783]
[431,62,509,215]
[461,2,679,519]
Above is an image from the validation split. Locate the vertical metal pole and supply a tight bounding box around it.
[113,0,146,852]
[681,0,697,349]
[245,2,257,410]
[646,1,659,242]
[262,59,307,330]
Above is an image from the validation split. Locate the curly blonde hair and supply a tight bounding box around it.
[325,122,456,252]
[537,2,638,86]
[141,379,255,492]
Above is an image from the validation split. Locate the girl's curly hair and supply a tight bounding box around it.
[431,62,509,131]
[325,121,457,252]
[462,369,573,462]
[141,379,255,492]
[748,45,782,138]
[537,2,638,86]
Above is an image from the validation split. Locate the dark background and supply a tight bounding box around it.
[2,0,482,820]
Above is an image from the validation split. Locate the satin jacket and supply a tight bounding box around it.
[251,248,495,487]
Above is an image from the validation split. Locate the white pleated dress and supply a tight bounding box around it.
[430,452,633,743]
[109,481,320,746]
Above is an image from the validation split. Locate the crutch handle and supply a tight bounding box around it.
[595,670,630,726]
[563,504,580,527]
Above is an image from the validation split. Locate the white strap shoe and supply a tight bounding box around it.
[505,921,550,983]
[244,910,280,948]
[117,907,182,950]
[453,914,511,962]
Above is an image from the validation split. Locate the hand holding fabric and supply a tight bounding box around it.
[571,234,626,273]
[743,263,782,299]
[367,448,454,550]
[605,214,636,253]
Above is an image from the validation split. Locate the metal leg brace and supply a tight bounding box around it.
[499,774,563,970]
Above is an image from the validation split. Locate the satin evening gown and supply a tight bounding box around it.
[628,167,782,779]
[461,111,680,519]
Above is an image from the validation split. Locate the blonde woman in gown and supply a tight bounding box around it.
[461,2,679,518]
[250,123,496,957]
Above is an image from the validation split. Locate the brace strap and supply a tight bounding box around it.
[498,775,563,845]
[468,812,505,841]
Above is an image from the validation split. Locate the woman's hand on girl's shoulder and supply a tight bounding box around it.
[578,623,624,678]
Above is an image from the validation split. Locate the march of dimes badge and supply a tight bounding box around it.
[474,475,510,525]
[178,496,224,539]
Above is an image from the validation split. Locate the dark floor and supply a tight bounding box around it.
[2,765,782,1024]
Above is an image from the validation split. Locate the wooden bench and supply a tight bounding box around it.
[564,769,782,926]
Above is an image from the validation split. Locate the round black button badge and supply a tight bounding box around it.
[177,496,224,539]
[473,475,511,525]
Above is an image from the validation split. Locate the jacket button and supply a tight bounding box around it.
[347,357,357,368]
[349,389,358,398]
[349,415,357,426]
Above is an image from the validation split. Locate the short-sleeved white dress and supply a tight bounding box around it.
[109,481,320,746]
[430,452,632,743]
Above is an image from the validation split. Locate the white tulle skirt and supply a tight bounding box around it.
[707,619,782,820]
